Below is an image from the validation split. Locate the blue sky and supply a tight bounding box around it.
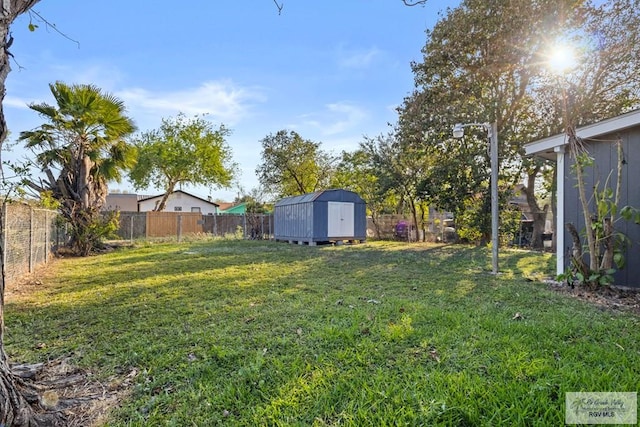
[6,0,459,202]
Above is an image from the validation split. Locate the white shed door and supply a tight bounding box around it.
[327,202,354,237]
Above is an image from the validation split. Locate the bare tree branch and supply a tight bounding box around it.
[274,1,427,15]
[28,9,79,48]
[273,0,283,15]
[402,0,429,5]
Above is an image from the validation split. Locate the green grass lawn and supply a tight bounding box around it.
[5,240,640,426]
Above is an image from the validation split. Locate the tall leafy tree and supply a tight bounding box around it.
[549,0,640,283]
[331,148,398,238]
[360,132,430,240]
[399,0,589,247]
[401,0,640,249]
[256,130,334,198]
[20,81,136,255]
[129,113,237,212]
[415,127,492,241]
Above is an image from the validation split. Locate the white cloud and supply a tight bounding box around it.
[7,57,266,131]
[320,135,364,154]
[117,80,266,128]
[50,63,126,90]
[337,46,383,69]
[4,96,31,109]
[323,102,368,135]
[295,102,368,137]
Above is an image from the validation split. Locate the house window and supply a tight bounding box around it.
[174,206,182,211]
[191,207,201,213]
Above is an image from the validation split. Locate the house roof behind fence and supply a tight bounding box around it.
[137,190,220,207]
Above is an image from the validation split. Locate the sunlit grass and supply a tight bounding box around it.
[5,240,640,425]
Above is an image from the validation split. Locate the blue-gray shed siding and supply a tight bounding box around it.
[563,128,640,288]
[275,201,315,240]
[274,190,367,242]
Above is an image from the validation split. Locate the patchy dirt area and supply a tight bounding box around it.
[11,357,137,426]
[545,280,640,315]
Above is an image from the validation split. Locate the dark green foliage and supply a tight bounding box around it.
[19,82,136,256]
[256,130,335,198]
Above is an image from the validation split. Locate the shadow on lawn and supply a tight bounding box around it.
[1,241,587,425]
[13,241,551,319]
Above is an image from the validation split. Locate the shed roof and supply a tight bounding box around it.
[275,189,364,207]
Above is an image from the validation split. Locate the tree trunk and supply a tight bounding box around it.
[600,217,614,270]
[479,189,491,246]
[566,222,589,281]
[418,205,427,242]
[568,129,598,270]
[1,358,63,426]
[408,197,418,242]
[78,147,93,210]
[1,3,66,424]
[370,213,381,239]
[522,168,547,250]
[1,357,37,426]
[155,182,177,212]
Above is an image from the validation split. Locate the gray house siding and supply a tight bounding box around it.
[563,128,640,288]
[274,189,367,244]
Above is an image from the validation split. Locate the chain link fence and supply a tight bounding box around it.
[2,203,64,287]
[367,213,456,242]
[1,207,275,287]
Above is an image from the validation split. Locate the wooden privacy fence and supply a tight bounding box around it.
[114,212,274,240]
[146,212,203,237]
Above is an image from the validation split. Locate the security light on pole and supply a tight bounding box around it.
[452,122,499,274]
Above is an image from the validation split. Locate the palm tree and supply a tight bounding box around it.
[19,81,136,255]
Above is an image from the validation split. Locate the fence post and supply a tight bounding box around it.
[130,214,134,242]
[243,213,247,240]
[177,214,183,242]
[1,203,7,275]
[44,210,49,263]
[29,207,34,273]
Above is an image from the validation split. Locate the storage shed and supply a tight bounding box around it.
[274,189,366,245]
